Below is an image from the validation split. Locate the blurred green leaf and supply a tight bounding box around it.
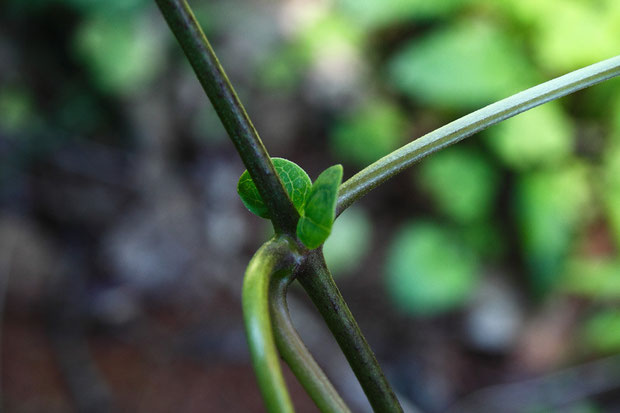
[331,100,406,166]
[388,20,535,109]
[603,143,620,247]
[324,207,372,277]
[571,403,604,413]
[417,147,498,223]
[74,14,164,96]
[258,13,362,91]
[385,221,479,316]
[463,221,505,259]
[515,164,591,295]
[9,0,149,14]
[526,402,603,413]
[297,165,343,249]
[612,94,620,138]
[63,0,148,14]
[563,257,620,299]
[257,49,305,91]
[0,87,37,133]
[531,1,620,73]
[485,102,574,170]
[496,0,555,26]
[237,158,312,219]
[297,13,363,60]
[498,0,620,75]
[582,310,620,353]
[603,103,620,246]
[336,0,471,29]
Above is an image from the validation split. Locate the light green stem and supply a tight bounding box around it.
[337,55,620,215]
[270,270,352,413]
[242,237,302,413]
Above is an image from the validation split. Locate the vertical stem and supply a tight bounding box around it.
[297,250,403,413]
[242,237,301,413]
[155,0,299,234]
[270,271,351,413]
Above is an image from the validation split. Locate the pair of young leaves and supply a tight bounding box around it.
[237,158,343,249]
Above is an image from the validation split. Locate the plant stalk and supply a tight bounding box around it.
[297,250,403,413]
[337,54,620,216]
[242,236,302,413]
[270,269,352,413]
[155,0,299,234]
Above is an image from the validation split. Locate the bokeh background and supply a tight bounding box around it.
[2,0,620,412]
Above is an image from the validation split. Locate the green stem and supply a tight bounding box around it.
[297,250,403,413]
[270,270,352,413]
[242,237,302,413]
[155,0,299,234]
[337,54,620,216]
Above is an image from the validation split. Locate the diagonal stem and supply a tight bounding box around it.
[297,250,403,413]
[270,269,352,413]
[155,0,299,234]
[337,54,620,216]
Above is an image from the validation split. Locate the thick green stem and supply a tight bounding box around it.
[297,250,403,413]
[337,55,620,216]
[270,270,352,413]
[242,237,302,413]
[155,0,299,234]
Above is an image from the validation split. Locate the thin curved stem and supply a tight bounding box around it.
[155,0,299,234]
[270,270,352,413]
[242,236,302,413]
[337,55,620,216]
[297,250,403,413]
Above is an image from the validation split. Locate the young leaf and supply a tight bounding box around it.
[297,165,343,249]
[237,158,311,219]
